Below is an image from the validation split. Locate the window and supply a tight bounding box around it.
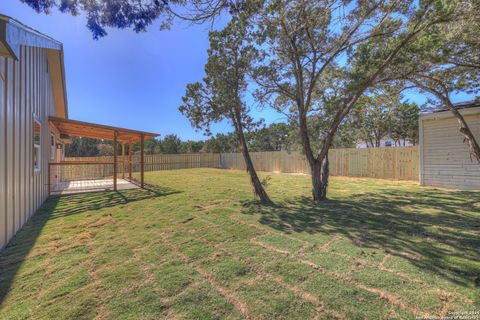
[50,133,55,160]
[34,119,41,172]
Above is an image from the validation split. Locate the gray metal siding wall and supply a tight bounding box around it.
[0,46,56,249]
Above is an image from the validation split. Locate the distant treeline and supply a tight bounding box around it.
[65,123,301,157]
[66,102,419,157]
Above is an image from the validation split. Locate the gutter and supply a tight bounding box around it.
[419,106,480,120]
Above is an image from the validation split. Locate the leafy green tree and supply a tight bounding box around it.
[65,137,101,157]
[161,134,182,154]
[179,140,205,153]
[143,138,160,154]
[354,102,393,148]
[20,0,234,39]
[202,133,239,153]
[249,123,291,152]
[97,143,114,156]
[252,0,454,201]
[382,0,480,161]
[351,91,406,148]
[351,91,419,148]
[390,102,420,146]
[180,15,272,204]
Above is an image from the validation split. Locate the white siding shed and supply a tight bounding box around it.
[419,106,480,190]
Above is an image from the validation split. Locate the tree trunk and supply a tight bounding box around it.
[240,142,273,204]
[310,153,329,202]
[413,81,480,163]
[445,105,480,163]
[232,111,273,205]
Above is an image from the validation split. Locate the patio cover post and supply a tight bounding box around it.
[129,142,132,181]
[48,163,51,196]
[122,143,125,179]
[141,134,144,188]
[113,131,118,191]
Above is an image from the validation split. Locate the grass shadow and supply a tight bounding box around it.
[46,184,180,219]
[240,187,480,288]
[0,184,180,304]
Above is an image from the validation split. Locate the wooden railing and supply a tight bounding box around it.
[64,153,222,174]
[48,161,115,195]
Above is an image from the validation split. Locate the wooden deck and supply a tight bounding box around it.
[50,178,139,195]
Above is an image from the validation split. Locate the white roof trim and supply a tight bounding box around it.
[0,14,68,118]
[0,14,62,60]
[420,106,480,120]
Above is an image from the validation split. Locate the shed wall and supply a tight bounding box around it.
[0,46,57,249]
[421,112,480,190]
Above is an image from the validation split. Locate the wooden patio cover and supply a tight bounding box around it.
[49,116,160,190]
[49,116,158,143]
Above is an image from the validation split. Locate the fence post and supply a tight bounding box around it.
[48,163,51,196]
[140,134,145,188]
[129,142,132,180]
[122,143,125,179]
[113,131,118,191]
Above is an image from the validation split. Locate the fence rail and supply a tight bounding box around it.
[65,153,221,174]
[63,147,419,182]
[49,162,116,195]
[220,147,419,181]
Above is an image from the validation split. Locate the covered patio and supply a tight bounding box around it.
[48,116,159,195]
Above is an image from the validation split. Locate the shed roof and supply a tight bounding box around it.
[420,99,480,118]
[430,99,480,113]
[420,105,480,120]
[49,117,159,143]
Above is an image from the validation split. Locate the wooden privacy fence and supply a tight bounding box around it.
[220,146,419,181]
[64,153,221,177]
[220,152,310,173]
[64,146,418,181]
[329,147,419,180]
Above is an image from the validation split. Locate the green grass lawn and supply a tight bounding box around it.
[1,168,479,319]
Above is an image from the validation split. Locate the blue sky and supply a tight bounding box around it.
[1,2,472,141]
[3,1,276,140]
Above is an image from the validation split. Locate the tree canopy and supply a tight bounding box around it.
[180,15,272,204]
[20,0,237,39]
[352,91,420,147]
[249,0,454,201]
[24,0,480,202]
[379,0,480,160]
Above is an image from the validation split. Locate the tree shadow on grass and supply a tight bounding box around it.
[240,187,480,288]
[0,184,180,304]
[46,184,180,219]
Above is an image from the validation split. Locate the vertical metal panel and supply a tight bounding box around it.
[6,58,14,241]
[41,48,48,203]
[20,46,26,226]
[0,57,6,248]
[33,47,38,211]
[0,46,58,249]
[14,55,21,232]
[28,47,33,218]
